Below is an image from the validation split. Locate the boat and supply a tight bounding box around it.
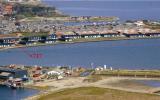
[4,78,24,89]
[10,83,17,89]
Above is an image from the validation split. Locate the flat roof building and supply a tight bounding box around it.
[0,67,28,79]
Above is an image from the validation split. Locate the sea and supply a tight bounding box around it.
[1,38,160,69]
[0,85,39,100]
[43,0,160,21]
[1,0,160,100]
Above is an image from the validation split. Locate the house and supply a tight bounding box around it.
[28,36,42,42]
[45,34,57,44]
[31,66,43,78]
[134,21,145,27]
[60,34,79,42]
[47,70,64,80]
[123,33,145,38]
[145,33,160,37]
[0,43,15,47]
[123,33,136,38]
[80,34,101,39]
[19,36,41,45]
[1,37,19,44]
[47,71,62,75]
[100,33,121,38]
[0,37,18,47]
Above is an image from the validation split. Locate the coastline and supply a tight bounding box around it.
[1,1,160,100]
[24,77,160,100]
[1,36,160,52]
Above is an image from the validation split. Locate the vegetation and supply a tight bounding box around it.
[89,17,118,22]
[13,4,56,17]
[3,3,65,19]
[38,87,160,100]
[27,85,50,91]
[96,70,160,77]
[146,25,160,30]
[143,21,160,30]
[21,32,49,37]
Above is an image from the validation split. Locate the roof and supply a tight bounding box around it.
[0,72,11,77]
[0,67,26,73]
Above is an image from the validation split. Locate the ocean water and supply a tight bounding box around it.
[0,39,160,69]
[136,80,160,87]
[43,0,160,20]
[0,85,39,100]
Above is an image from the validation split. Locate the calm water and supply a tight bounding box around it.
[136,80,160,87]
[0,39,160,69]
[43,1,160,20]
[0,86,39,100]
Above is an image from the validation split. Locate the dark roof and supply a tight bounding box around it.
[145,33,160,35]
[0,67,26,73]
[0,43,14,45]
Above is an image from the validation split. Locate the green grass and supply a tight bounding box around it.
[27,85,50,91]
[97,70,160,77]
[89,17,118,22]
[21,32,49,37]
[37,87,160,100]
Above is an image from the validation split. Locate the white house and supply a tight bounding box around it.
[47,70,63,76]
[134,21,145,27]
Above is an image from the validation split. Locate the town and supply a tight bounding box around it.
[1,63,160,100]
[0,0,160,49]
[0,0,160,100]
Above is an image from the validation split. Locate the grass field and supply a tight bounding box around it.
[97,70,160,77]
[38,87,160,100]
